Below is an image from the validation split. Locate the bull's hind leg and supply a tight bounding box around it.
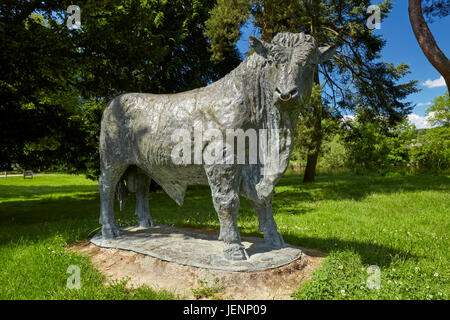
[205,165,248,261]
[249,199,285,248]
[99,165,127,238]
[135,171,154,228]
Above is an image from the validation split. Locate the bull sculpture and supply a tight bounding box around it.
[99,32,335,260]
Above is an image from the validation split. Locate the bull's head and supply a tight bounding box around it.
[249,33,335,108]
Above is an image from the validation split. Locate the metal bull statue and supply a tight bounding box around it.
[99,32,335,260]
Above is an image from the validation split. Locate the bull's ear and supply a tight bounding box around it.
[318,46,336,64]
[249,36,271,58]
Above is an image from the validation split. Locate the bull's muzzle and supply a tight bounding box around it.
[276,88,298,102]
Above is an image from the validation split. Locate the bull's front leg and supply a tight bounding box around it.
[249,199,285,248]
[205,165,248,261]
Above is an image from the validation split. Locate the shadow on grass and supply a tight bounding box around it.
[282,234,417,267]
[275,173,450,203]
[1,174,436,267]
[0,185,98,201]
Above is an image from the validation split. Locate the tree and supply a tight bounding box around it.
[64,0,242,178]
[71,0,241,99]
[409,91,450,170]
[426,91,450,127]
[422,0,450,21]
[0,3,80,170]
[410,127,450,171]
[408,0,450,91]
[343,116,416,171]
[1,0,240,174]
[205,0,418,181]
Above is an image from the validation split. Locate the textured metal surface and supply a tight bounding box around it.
[90,225,303,272]
[98,32,335,260]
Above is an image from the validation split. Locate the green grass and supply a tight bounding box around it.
[191,278,225,300]
[0,172,448,299]
[0,175,174,299]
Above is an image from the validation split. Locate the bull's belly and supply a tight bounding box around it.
[149,164,209,186]
[137,164,209,206]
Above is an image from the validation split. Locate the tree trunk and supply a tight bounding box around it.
[303,150,319,182]
[303,107,322,183]
[303,67,322,183]
[408,0,450,91]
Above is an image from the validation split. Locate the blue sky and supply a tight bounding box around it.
[235,1,449,128]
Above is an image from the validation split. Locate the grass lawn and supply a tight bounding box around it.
[0,172,448,299]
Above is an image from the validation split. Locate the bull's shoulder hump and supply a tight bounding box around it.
[118,90,201,105]
[123,88,202,98]
[113,93,166,113]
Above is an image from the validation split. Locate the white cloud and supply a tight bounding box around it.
[422,76,446,88]
[341,113,438,129]
[408,113,436,129]
[416,101,432,107]
[342,115,355,123]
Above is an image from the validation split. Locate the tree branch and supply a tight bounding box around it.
[408,0,450,90]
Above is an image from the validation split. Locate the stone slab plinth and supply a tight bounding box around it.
[90,224,302,272]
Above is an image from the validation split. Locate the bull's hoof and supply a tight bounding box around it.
[102,224,120,238]
[264,231,285,248]
[218,230,226,241]
[223,243,248,261]
[137,217,154,229]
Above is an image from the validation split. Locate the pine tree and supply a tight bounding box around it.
[0,0,240,173]
[204,0,419,181]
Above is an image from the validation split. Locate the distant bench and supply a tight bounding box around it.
[292,162,301,172]
[23,170,33,179]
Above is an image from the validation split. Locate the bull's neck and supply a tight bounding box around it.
[237,54,274,126]
[229,54,296,192]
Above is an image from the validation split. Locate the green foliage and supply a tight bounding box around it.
[191,278,225,299]
[344,118,417,170]
[64,100,105,179]
[1,0,240,175]
[73,0,241,98]
[293,115,347,169]
[204,0,251,61]
[308,100,450,173]
[318,134,347,169]
[292,83,325,163]
[293,109,449,174]
[0,4,79,170]
[426,91,450,127]
[409,126,450,171]
[395,92,449,171]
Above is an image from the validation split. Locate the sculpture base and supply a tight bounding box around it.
[90,224,302,272]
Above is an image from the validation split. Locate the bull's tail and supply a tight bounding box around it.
[116,179,127,211]
[115,166,139,211]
